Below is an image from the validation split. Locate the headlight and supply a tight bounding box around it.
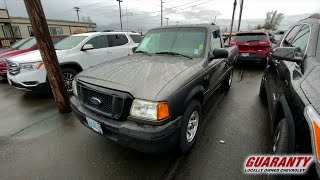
[304,105,320,164]
[130,99,170,121]
[72,79,78,96]
[20,61,44,71]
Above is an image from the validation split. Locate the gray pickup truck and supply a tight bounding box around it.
[71,24,238,153]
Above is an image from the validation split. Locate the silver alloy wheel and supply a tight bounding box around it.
[186,111,199,143]
[273,131,280,153]
[63,72,74,93]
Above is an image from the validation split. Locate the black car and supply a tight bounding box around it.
[71,24,238,153]
[259,14,320,177]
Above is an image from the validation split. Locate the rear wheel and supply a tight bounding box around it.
[61,68,78,94]
[178,100,202,154]
[273,118,289,154]
[259,80,267,100]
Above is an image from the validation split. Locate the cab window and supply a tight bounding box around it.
[211,30,221,50]
[290,25,310,57]
[282,25,302,47]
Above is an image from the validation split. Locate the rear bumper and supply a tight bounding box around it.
[236,54,267,64]
[70,96,181,153]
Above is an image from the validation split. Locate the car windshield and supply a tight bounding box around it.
[136,27,207,58]
[10,38,32,48]
[17,38,37,50]
[55,36,88,50]
[234,33,267,42]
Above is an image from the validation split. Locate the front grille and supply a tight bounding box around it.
[7,61,20,76]
[77,82,132,120]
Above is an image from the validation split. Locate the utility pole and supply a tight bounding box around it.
[74,7,80,22]
[24,0,71,113]
[237,0,244,31]
[229,0,237,41]
[214,16,217,24]
[116,0,123,30]
[176,21,179,25]
[161,0,164,27]
[165,17,169,26]
[4,0,8,10]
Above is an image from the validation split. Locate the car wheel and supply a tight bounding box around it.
[220,69,233,92]
[178,100,202,154]
[273,118,289,154]
[61,68,78,94]
[259,80,267,100]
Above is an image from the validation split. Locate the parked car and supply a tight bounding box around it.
[273,30,286,43]
[230,31,272,66]
[70,24,239,153]
[0,36,67,78]
[0,37,33,53]
[259,14,320,178]
[6,32,142,93]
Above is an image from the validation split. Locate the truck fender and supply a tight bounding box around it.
[271,95,295,153]
[183,85,205,109]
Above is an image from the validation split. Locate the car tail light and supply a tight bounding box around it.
[304,105,320,164]
[229,40,236,45]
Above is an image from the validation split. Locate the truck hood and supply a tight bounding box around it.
[77,54,197,100]
[7,49,69,63]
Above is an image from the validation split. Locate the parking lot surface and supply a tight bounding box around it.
[0,66,273,180]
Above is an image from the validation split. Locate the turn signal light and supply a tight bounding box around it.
[312,121,320,161]
[157,102,170,120]
[36,62,44,70]
[304,105,320,163]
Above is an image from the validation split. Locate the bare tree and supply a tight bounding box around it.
[257,10,284,30]
[81,16,93,23]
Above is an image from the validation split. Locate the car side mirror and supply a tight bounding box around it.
[132,46,137,52]
[271,47,303,63]
[209,48,228,61]
[82,44,94,51]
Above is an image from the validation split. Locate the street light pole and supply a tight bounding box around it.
[116,0,123,30]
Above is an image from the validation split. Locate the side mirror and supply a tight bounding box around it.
[82,44,94,51]
[271,47,303,63]
[211,48,228,60]
[132,46,137,52]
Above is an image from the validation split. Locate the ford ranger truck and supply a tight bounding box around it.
[71,24,239,154]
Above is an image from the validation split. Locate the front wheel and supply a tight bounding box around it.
[273,118,290,154]
[178,100,202,154]
[220,69,233,92]
[61,68,78,94]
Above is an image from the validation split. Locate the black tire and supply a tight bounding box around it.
[259,80,267,100]
[273,118,289,154]
[61,68,78,95]
[220,69,233,92]
[178,100,202,154]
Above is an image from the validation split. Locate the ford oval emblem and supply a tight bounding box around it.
[90,97,102,106]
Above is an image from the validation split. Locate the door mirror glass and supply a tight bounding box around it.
[271,47,302,63]
[82,44,94,51]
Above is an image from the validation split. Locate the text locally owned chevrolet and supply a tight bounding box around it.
[71,24,238,153]
[6,32,142,93]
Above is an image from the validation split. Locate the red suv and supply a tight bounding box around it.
[230,31,272,65]
[0,35,68,78]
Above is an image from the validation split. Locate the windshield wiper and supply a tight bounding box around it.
[135,50,152,56]
[155,51,193,59]
[246,40,260,42]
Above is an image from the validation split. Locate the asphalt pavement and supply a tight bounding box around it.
[0,66,273,180]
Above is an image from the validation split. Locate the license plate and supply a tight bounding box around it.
[86,117,103,134]
[241,53,249,57]
[8,78,12,85]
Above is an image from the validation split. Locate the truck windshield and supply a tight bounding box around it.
[136,27,207,58]
[55,36,88,50]
[234,33,267,42]
[17,38,37,50]
[11,38,32,49]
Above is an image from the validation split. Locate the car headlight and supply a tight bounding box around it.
[72,79,78,96]
[304,105,320,164]
[130,99,170,121]
[20,61,44,71]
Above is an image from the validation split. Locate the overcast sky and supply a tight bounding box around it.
[1,0,319,31]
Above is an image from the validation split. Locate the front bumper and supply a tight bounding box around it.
[70,96,181,153]
[8,79,50,93]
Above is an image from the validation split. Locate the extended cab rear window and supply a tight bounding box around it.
[130,34,143,43]
[234,33,267,42]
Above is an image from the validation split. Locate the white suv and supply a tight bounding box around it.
[6,32,142,93]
